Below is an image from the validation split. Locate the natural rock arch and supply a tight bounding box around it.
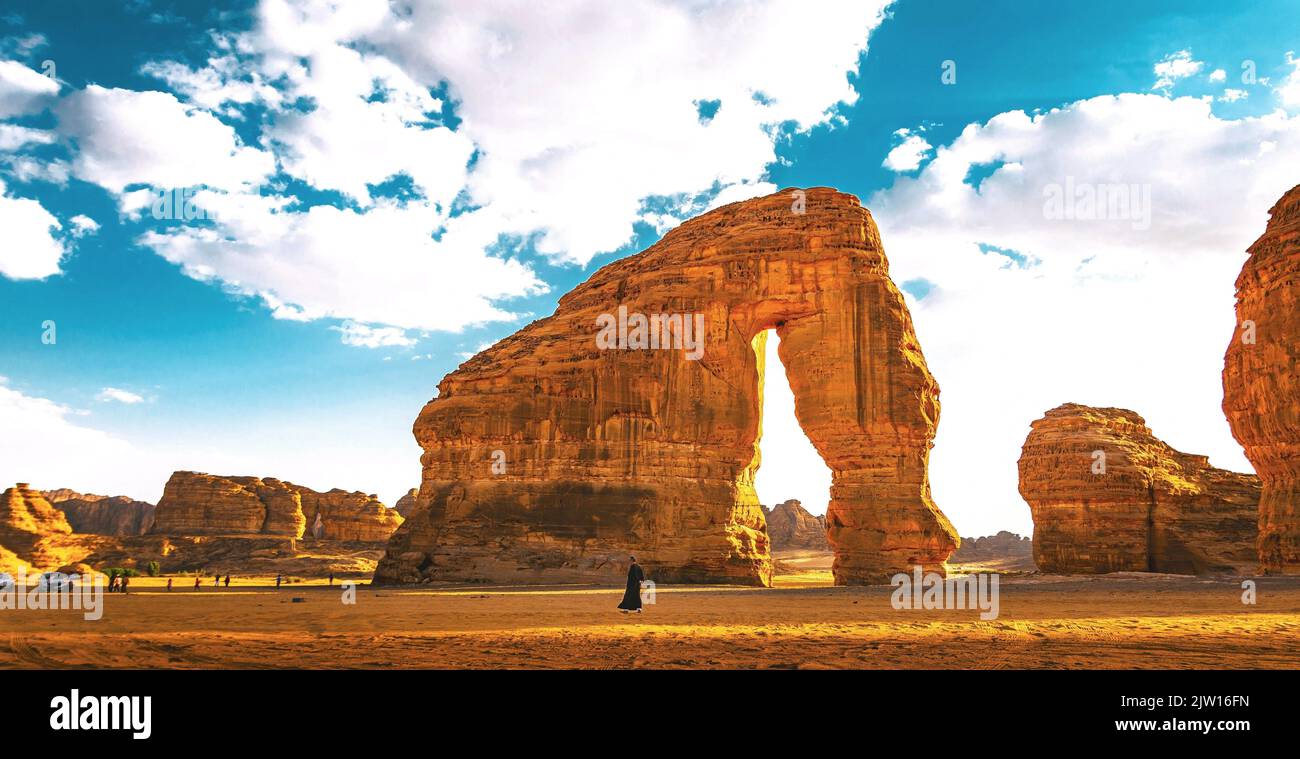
[374,188,957,586]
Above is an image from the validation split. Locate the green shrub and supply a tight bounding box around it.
[146,561,161,577]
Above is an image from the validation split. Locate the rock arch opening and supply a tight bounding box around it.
[752,329,833,548]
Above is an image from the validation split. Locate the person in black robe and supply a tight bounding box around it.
[617,556,644,613]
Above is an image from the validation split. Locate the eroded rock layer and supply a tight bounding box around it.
[375,188,955,586]
[151,472,401,542]
[1223,184,1300,574]
[43,490,156,536]
[1019,404,1259,574]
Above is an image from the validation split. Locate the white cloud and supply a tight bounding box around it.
[55,85,274,194]
[68,214,100,237]
[95,387,145,404]
[1278,51,1300,108]
[0,122,54,150]
[0,384,147,498]
[1209,68,1227,83]
[139,192,547,332]
[333,320,416,348]
[1152,49,1204,91]
[55,0,892,342]
[870,93,1300,537]
[0,178,63,279]
[883,129,934,172]
[1219,88,1249,103]
[0,59,57,117]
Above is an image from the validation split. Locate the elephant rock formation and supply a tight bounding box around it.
[375,188,955,586]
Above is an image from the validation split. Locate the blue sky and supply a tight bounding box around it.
[2,0,1298,537]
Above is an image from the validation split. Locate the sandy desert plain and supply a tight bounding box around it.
[4,551,1299,670]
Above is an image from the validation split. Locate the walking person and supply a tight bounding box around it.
[167,577,173,592]
[275,574,282,589]
[224,574,230,588]
[194,576,201,591]
[617,556,645,614]
[120,575,129,594]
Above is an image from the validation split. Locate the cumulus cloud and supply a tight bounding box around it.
[0,58,57,117]
[0,177,63,279]
[82,0,893,341]
[883,128,934,172]
[55,85,274,194]
[1209,68,1227,83]
[1152,49,1204,91]
[95,387,145,404]
[870,94,1300,536]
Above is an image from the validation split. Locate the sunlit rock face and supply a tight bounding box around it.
[1223,184,1300,574]
[375,188,955,587]
[151,472,402,542]
[1019,404,1259,575]
[0,483,73,572]
[764,499,830,551]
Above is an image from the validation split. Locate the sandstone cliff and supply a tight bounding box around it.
[765,499,830,551]
[375,188,955,586]
[1019,405,1258,574]
[1223,184,1300,574]
[0,483,74,572]
[152,472,402,542]
[43,490,156,536]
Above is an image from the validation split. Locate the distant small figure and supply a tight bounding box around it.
[194,576,201,590]
[276,574,282,588]
[167,578,173,592]
[617,556,645,614]
[108,575,118,593]
[120,575,130,594]
[224,574,230,588]
[329,573,334,586]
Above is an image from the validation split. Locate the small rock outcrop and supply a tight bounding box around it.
[43,490,156,536]
[1223,183,1300,574]
[375,188,954,587]
[0,483,74,572]
[1019,404,1259,574]
[151,472,402,542]
[394,488,419,518]
[764,499,829,550]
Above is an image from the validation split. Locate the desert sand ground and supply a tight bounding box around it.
[3,556,1299,669]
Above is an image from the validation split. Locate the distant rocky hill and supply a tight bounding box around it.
[950,531,1033,562]
[763,499,829,551]
[152,471,402,542]
[42,489,156,536]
